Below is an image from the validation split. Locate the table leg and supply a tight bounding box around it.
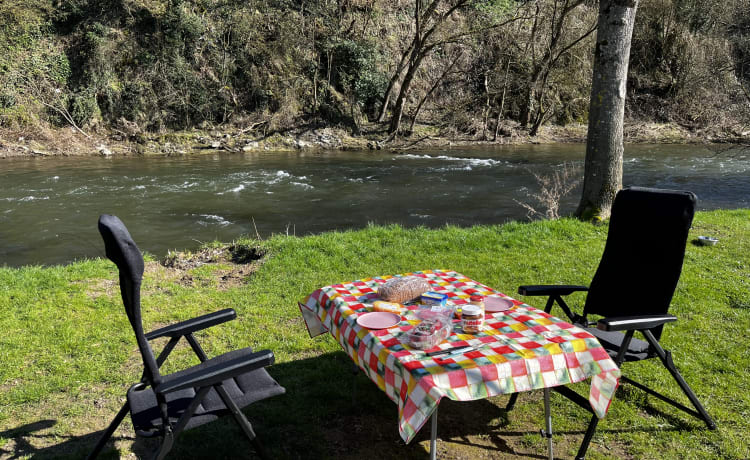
[430,406,438,460]
[543,388,553,460]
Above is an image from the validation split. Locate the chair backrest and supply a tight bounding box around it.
[583,187,696,337]
[98,214,162,386]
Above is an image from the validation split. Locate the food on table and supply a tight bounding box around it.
[373,300,404,314]
[378,276,430,303]
[420,291,448,307]
[469,295,485,314]
[461,304,484,334]
[407,318,450,349]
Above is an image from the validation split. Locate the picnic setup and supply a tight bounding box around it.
[299,269,620,460]
[295,189,715,459]
[74,186,723,459]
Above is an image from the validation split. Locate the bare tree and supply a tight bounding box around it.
[384,0,523,138]
[518,0,597,135]
[387,0,471,137]
[409,50,462,132]
[576,0,639,221]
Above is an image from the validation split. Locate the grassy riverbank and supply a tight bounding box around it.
[1,210,748,459]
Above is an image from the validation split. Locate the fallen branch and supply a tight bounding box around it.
[391,135,434,151]
[38,100,90,139]
[239,120,268,134]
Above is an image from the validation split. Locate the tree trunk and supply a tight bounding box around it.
[575,0,639,221]
[494,57,511,141]
[388,45,427,135]
[520,71,541,128]
[377,45,414,122]
[410,52,461,133]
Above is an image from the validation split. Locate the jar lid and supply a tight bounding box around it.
[470,295,484,302]
[462,304,482,316]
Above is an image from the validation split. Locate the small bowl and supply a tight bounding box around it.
[697,236,719,246]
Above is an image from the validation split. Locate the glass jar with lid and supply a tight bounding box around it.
[461,304,484,333]
[469,295,485,313]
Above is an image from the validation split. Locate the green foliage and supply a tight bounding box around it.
[161,0,203,59]
[0,1,72,127]
[473,0,515,20]
[69,88,100,126]
[324,38,388,118]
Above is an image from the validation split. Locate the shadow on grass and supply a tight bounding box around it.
[0,419,128,460]
[0,352,707,459]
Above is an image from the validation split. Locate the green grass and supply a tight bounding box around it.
[0,210,748,459]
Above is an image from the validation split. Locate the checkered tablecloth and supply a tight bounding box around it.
[299,270,621,443]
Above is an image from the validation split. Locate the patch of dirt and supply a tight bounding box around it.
[80,245,265,300]
[160,244,266,290]
[82,278,117,300]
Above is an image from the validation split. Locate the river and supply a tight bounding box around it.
[1,144,748,267]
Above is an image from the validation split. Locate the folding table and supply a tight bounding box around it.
[299,270,621,459]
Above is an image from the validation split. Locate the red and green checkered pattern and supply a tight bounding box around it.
[299,270,621,443]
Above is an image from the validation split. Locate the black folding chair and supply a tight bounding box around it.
[510,186,716,460]
[88,214,285,460]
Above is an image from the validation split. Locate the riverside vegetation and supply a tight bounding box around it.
[1,0,749,156]
[0,211,748,459]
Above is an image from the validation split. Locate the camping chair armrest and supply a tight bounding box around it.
[155,349,275,394]
[146,309,237,340]
[597,314,677,331]
[517,285,589,296]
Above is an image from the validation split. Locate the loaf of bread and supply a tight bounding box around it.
[378,276,430,303]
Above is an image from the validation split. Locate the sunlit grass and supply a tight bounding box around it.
[0,210,748,459]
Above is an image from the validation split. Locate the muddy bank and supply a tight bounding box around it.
[1,121,748,159]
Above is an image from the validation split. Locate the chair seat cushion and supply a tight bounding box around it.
[127,347,285,433]
[585,327,654,362]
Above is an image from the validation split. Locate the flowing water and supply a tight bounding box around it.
[1,144,748,267]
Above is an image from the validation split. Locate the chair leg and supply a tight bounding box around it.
[214,384,268,459]
[550,386,599,460]
[642,330,717,429]
[506,392,519,410]
[663,351,716,429]
[153,431,175,460]
[573,415,599,460]
[86,402,130,460]
[151,387,210,460]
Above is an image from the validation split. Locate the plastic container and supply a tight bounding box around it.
[406,318,451,349]
[421,291,448,306]
[407,302,456,350]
